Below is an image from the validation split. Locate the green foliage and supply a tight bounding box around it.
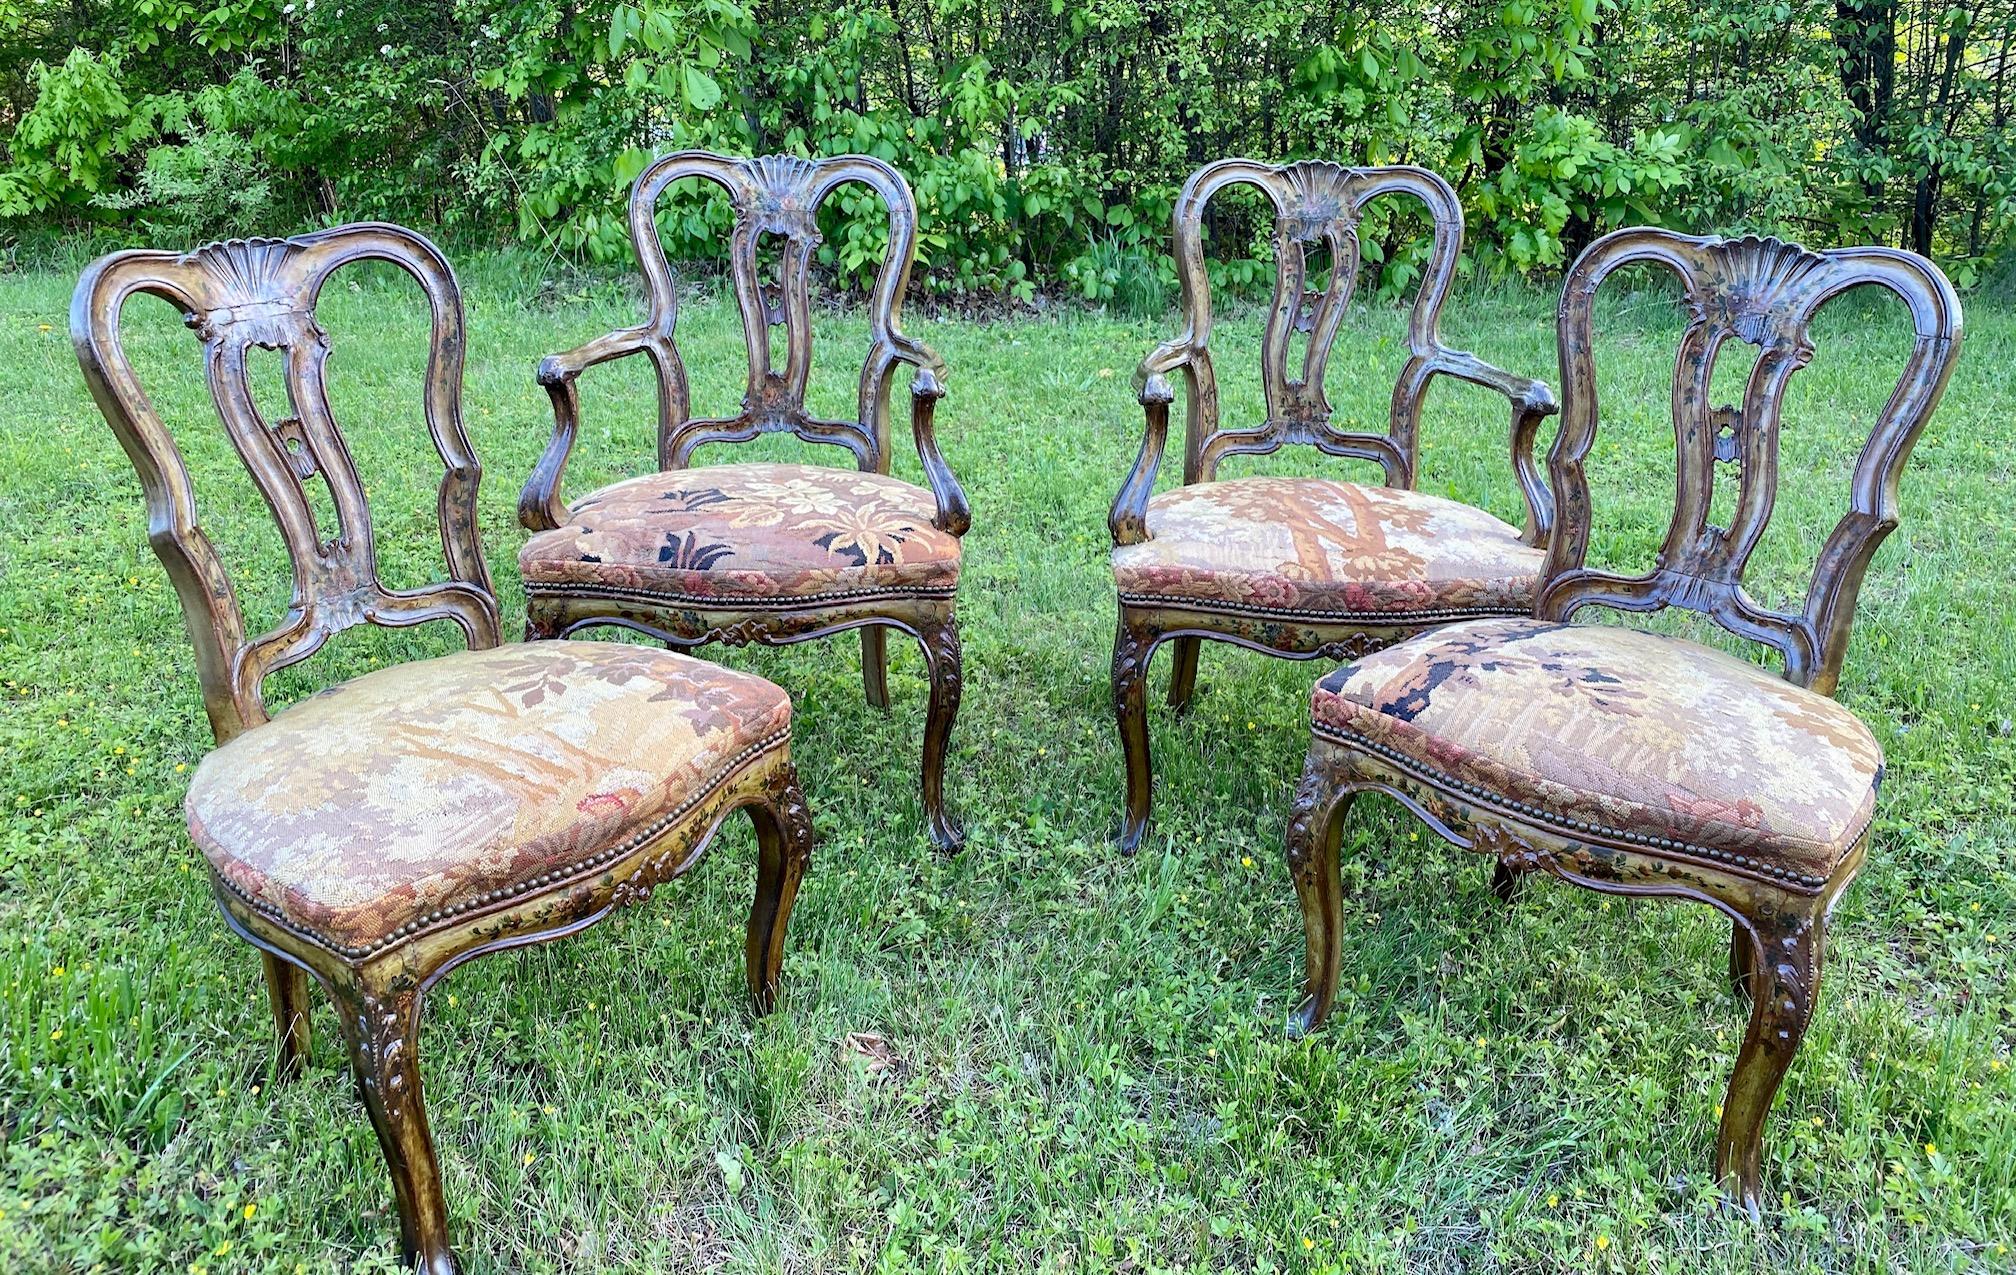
[5,0,2016,297]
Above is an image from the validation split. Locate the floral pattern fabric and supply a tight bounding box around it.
[187,642,791,953]
[1111,476,1542,617]
[520,462,961,603]
[1310,618,1882,881]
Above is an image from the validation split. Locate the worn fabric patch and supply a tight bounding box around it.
[187,641,791,951]
[1112,476,1541,616]
[521,462,960,602]
[1311,617,1882,879]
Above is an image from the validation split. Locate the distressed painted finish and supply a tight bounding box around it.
[73,224,817,1273]
[1109,158,1559,852]
[1284,228,1962,1215]
[519,151,968,853]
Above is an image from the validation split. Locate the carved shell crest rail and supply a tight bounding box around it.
[70,224,500,744]
[185,237,327,348]
[1690,234,1832,353]
[1541,228,1963,695]
[1273,159,1361,244]
[742,153,825,239]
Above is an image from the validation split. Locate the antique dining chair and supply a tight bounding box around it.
[518,151,969,852]
[1284,229,1960,1213]
[1110,159,1559,853]
[73,224,816,1273]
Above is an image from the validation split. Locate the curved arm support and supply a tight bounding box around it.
[518,325,679,533]
[1407,348,1560,547]
[907,364,969,536]
[1110,374,1176,546]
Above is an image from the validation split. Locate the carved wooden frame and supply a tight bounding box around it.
[73,224,816,1273]
[1109,159,1559,851]
[1284,228,1962,1215]
[519,151,966,852]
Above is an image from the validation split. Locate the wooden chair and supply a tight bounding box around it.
[1284,229,1961,1213]
[518,152,969,852]
[72,224,816,1273]
[1110,159,1559,852]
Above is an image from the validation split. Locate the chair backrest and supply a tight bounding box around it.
[72,223,499,745]
[1145,159,1475,486]
[1540,228,1962,695]
[615,151,934,473]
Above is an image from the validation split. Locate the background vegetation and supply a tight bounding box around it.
[1,250,2012,1271]
[6,0,2016,299]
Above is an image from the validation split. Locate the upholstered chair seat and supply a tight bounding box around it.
[520,462,961,606]
[1310,618,1881,886]
[187,642,792,957]
[1112,476,1542,620]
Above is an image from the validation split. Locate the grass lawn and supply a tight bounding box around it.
[1,247,2012,1273]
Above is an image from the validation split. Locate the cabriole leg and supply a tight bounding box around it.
[522,601,563,642]
[1714,906,1824,1219]
[1112,612,1158,855]
[916,613,964,855]
[1728,919,1757,1003]
[1285,749,1354,1037]
[1166,635,1201,712]
[332,979,459,1275]
[861,626,891,710]
[1490,860,1529,903]
[744,766,815,1012]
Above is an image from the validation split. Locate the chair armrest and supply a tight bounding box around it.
[1109,374,1177,546]
[1133,337,1192,396]
[1424,349,1560,549]
[518,327,661,533]
[906,364,970,536]
[885,332,966,535]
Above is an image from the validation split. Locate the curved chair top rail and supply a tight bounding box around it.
[1539,228,1962,696]
[71,223,501,745]
[1134,158,1556,490]
[543,150,941,469]
[520,151,966,537]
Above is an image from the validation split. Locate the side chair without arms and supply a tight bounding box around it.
[1283,228,1961,1215]
[1110,159,1560,854]
[72,224,816,1273]
[518,151,970,853]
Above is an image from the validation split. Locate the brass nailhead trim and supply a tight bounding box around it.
[1118,591,1529,626]
[1309,722,1842,891]
[214,731,791,959]
[526,580,958,609]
